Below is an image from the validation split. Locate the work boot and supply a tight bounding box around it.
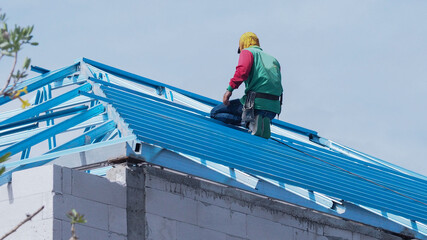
[249,115,264,137]
[262,117,271,139]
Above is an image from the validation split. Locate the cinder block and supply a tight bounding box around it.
[197,201,246,238]
[146,169,241,211]
[308,221,324,235]
[11,165,55,198]
[176,222,204,240]
[145,174,183,194]
[222,186,245,200]
[175,222,200,240]
[54,194,109,231]
[228,195,259,216]
[315,236,329,240]
[176,221,227,240]
[243,203,310,233]
[61,222,110,240]
[145,188,198,225]
[359,233,402,240]
[294,228,322,240]
[200,179,231,196]
[359,234,378,240]
[62,167,72,195]
[246,215,294,240]
[274,211,309,231]
[109,232,127,240]
[353,232,361,240]
[200,226,228,240]
[53,219,62,240]
[193,185,233,210]
[226,235,249,240]
[109,205,127,235]
[52,165,62,193]
[145,172,231,209]
[145,213,176,240]
[324,226,353,240]
[71,169,126,208]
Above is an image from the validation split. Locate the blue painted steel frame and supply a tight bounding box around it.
[48,120,116,153]
[0,83,92,126]
[82,58,217,106]
[0,62,79,106]
[0,104,105,157]
[30,65,50,74]
[0,106,88,133]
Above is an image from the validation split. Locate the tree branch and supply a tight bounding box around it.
[0,205,44,240]
[0,52,18,96]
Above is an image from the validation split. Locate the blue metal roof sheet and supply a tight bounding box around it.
[94,78,427,223]
[0,58,426,238]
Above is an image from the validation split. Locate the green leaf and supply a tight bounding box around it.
[23,57,31,69]
[76,215,87,224]
[0,41,10,48]
[0,152,11,163]
[0,167,5,176]
[30,42,38,46]
[1,50,12,56]
[66,209,87,224]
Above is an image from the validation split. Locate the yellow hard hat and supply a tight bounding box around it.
[238,32,260,53]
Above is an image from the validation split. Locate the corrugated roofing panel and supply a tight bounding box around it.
[94,78,427,224]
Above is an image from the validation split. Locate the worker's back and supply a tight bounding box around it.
[240,46,283,114]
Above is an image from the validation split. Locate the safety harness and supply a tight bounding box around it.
[241,91,282,126]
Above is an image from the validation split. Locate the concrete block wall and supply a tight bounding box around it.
[0,164,417,240]
[0,165,127,240]
[134,166,407,240]
[54,166,127,240]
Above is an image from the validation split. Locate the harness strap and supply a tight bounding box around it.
[254,92,280,101]
[251,91,283,120]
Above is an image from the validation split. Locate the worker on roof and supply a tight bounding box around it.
[210,32,283,139]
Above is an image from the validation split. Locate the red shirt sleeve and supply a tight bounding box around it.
[228,50,254,90]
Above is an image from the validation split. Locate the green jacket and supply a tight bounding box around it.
[239,46,283,114]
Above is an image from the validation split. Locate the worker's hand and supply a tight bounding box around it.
[223,90,232,105]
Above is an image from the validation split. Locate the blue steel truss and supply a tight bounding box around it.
[0,58,425,238]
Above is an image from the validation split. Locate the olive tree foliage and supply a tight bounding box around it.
[0,15,85,239]
[0,153,10,176]
[0,9,38,102]
[0,9,38,175]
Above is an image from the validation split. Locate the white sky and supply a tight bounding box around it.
[1,0,426,175]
